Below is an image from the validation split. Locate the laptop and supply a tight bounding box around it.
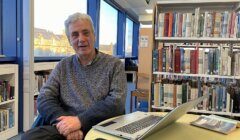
[93,93,210,140]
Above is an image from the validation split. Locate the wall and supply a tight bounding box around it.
[137,28,153,91]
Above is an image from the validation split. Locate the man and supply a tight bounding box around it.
[22,12,127,140]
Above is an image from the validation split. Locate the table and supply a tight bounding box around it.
[85,112,240,140]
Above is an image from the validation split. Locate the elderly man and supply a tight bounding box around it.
[22,12,127,140]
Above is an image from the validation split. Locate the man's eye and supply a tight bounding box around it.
[72,32,79,37]
[83,31,89,36]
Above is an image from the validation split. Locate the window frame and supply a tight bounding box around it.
[0,0,18,63]
[125,17,134,57]
[0,0,2,55]
[98,0,118,56]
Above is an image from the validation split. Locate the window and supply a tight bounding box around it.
[0,0,17,58]
[0,1,2,55]
[99,0,118,56]
[125,18,133,57]
[34,0,87,57]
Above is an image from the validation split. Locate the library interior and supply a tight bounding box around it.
[1,0,240,140]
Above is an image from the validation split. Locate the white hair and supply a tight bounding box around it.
[64,12,95,41]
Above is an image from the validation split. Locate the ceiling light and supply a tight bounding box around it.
[145,9,153,14]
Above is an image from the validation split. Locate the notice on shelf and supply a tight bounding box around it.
[140,36,149,48]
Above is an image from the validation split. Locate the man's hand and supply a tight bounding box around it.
[56,116,81,136]
[66,130,83,140]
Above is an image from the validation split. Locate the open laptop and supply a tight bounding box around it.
[93,93,210,140]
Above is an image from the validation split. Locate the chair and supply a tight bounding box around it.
[130,73,150,113]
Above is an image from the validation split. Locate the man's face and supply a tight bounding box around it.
[68,19,95,57]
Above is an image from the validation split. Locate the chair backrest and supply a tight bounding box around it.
[130,72,150,112]
[134,72,151,101]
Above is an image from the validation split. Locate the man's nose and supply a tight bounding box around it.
[78,38,86,46]
[77,34,85,44]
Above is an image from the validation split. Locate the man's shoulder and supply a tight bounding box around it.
[54,55,75,70]
[99,52,121,64]
[58,55,75,65]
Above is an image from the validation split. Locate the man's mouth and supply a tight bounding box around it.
[78,45,87,48]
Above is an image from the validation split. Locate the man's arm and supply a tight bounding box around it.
[78,61,127,133]
[37,63,72,125]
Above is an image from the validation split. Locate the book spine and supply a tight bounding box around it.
[164,13,169,37]
[174,48,181,73]
[158,13,165,37]
[168,12,173,37]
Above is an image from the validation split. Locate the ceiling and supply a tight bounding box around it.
[114,0,157,25]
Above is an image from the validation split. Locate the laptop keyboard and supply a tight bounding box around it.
[115,115,162,134]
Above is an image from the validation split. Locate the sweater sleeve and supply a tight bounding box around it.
[37,63,72,125]
[78,60,127,133]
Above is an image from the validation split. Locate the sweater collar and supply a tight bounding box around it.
[76,49,100,67]
[85,49,99,66]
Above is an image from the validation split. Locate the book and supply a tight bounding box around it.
[174,47,181,73]
[191,114,240,134]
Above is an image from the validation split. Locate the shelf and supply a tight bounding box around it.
[152,106,240,117]
[153,72,240,79]
[0,99,15,106]
[155,37,240,43]
[157,0,240,5]
[163,44,240,49]
[0,64,18,75]
[34,62,58,71]
[0,126,18,139]
[157,0,240,12]
[0,64,18,139]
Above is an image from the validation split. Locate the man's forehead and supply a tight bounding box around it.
[69,20,92,32]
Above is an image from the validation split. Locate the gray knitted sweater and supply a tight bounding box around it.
[37,51,127,133]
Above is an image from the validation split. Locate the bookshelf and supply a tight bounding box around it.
[0,64,18,139]
[33,62,58,120]
[34,62,58,72]
[151,0,240,117]
[153,72,240,79]
[152,106,240,117]
[155,37,240,43]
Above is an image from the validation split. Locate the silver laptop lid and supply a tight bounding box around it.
[140,93,210,139]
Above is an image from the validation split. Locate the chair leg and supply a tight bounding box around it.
[134,96,137,111]
[130,93,133,113]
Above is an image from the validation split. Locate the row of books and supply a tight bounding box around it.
[33,71,50,118]
[153,78,240,113]
[0,108,14,132]
[0,80,15,103]
[155,8,240,38]
[34,71,50,94]
[153,44,240,76]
